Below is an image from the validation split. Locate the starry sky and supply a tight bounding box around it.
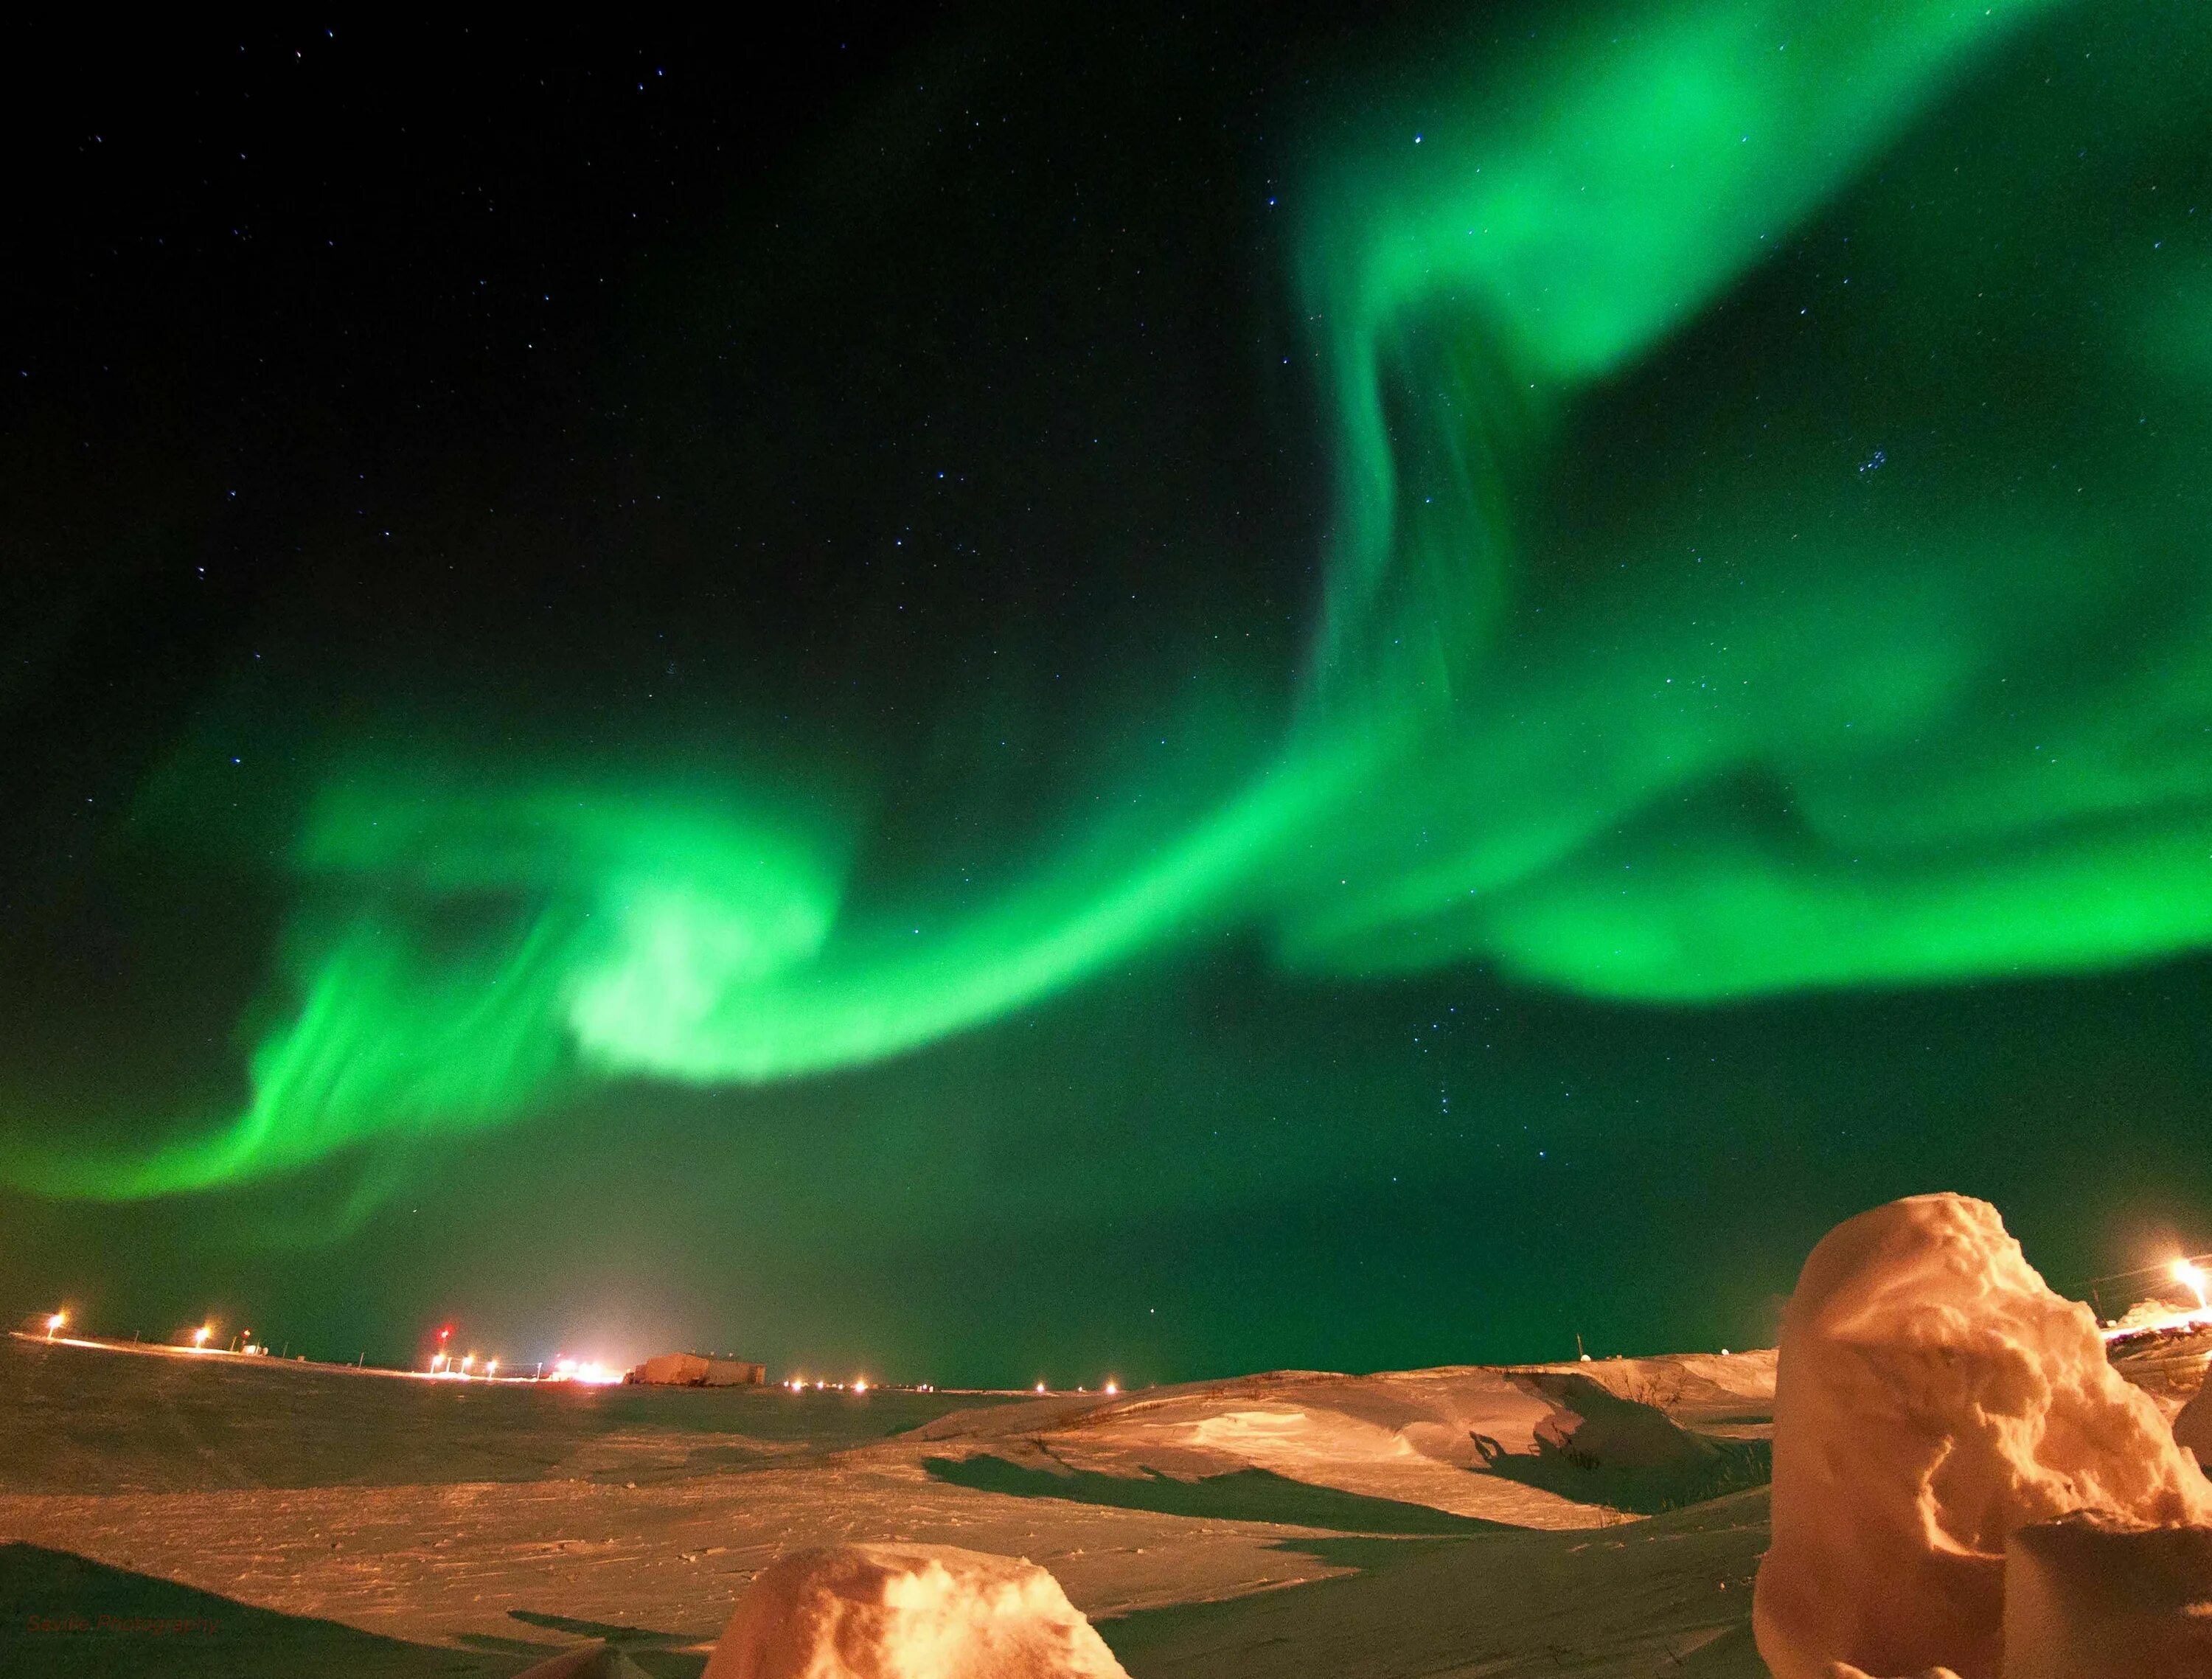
[7,4,2212,1386]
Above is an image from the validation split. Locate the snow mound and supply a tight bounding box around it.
[2003,1510,2212,1678]
[909,1352,1778,1530]
[703,1543,1130,1679]
[1520,1368,1726,1470]
[1753,1192,2212,1679]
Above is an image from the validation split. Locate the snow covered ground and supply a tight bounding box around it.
[0,1335,1775,1675]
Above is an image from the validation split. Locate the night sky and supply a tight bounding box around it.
[7,4,2212,1388]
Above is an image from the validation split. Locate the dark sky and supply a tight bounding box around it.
[7,6,2212,1387]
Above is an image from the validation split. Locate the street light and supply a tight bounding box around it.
[2174,1258,2209,1312]
[44,1311,65,1341]
[192,1324,213,1349]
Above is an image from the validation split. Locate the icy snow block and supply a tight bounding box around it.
[2002,1511,2212,1678]
[1753,1192,2212,1679]
[703,1542,1130,1679]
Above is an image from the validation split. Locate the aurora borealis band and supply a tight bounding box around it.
[7,6,2212,1378]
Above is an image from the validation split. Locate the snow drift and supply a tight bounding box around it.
[911,1352,1775,1531]
[702,1543,1129,1679]
[1753,1192,2212,1679]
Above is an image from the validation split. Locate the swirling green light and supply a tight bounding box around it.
[20,0,2212,1200]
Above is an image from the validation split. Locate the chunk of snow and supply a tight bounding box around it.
[2002,1510,2212,1678]
[703,1543,1130,1679]
[1753,1193,2212,1679]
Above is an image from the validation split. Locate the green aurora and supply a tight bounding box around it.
[16,0,2212,1201]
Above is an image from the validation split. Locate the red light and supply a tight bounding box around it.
[439,1325,453,1341]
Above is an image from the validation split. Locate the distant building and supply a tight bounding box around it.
[624,1352,765,1387]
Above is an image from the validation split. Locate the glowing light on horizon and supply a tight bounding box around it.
[2098,1254,2212,1346]
[2174,1258,2208,1312]
[546,1357,621,1385]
